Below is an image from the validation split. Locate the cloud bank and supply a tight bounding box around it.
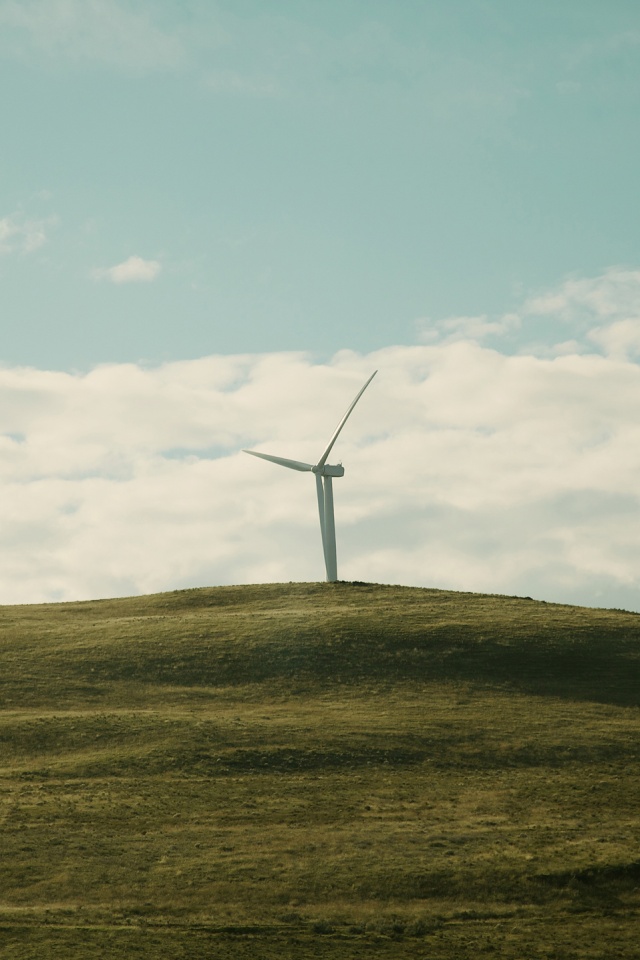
[2,266,640,609]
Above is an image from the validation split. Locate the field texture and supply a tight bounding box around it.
[0,582,639,958]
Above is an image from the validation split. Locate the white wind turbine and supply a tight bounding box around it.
[243,371,377,583]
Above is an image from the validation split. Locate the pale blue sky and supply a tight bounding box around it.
[3,2,640,608]
[2,0,640,370]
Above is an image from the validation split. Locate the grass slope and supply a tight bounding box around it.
[1,581,639,959]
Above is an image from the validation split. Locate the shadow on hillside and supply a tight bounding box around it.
[74,618,640,708]
[7,584,639,708]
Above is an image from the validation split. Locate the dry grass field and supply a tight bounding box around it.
[0,581,639,958]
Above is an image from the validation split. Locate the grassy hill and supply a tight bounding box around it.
[1,581,639,958]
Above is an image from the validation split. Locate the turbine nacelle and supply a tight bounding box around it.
[312,463,344,477]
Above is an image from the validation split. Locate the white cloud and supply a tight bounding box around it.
[422,313,519,344]
[93,255,161,284]
[419,267,640,361]
[523,268,640,323]
[0,213,50,254]
[0,0,185,73]
[2,284,640,610]
[520,268,640,360]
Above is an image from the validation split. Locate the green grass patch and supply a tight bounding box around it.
[1,581,639,957]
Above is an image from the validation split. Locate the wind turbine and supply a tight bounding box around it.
[243,370,377,583]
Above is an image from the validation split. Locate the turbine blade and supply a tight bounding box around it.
[314,370,377,470]
[243,450,314,472]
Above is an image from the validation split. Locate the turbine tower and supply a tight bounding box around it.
[243,370,377,582]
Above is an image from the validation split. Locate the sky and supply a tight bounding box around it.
[2,0,640,609]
